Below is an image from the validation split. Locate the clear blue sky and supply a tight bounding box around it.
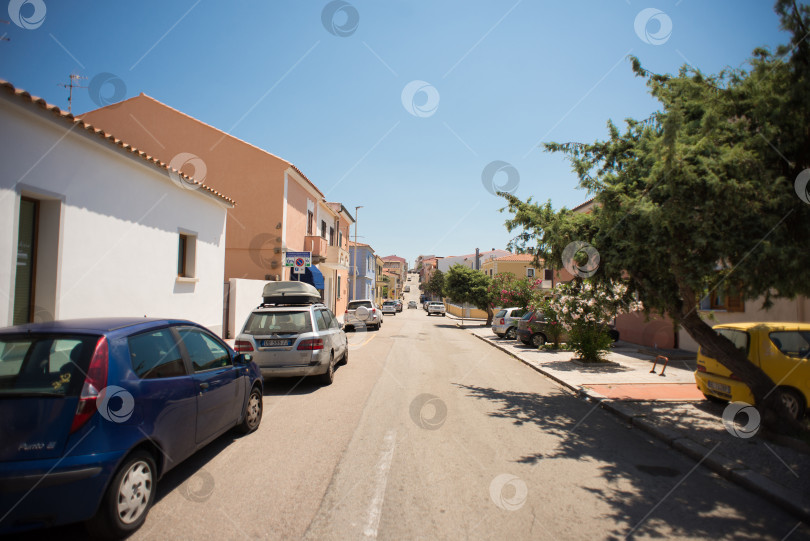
[0,1,790,267]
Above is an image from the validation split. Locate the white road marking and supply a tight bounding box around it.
[363,430,397,538]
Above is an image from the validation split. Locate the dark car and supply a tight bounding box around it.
[0,318,262,538]
[516,311,619,347]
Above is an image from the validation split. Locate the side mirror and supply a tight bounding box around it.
[234,353,252,365]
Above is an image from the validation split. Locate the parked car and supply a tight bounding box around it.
[0,317,262,538]
[382,301,398,315]
[344,299,382,331]
[516,311,619,347]
[694,322,810,419]
[404,286,411,292]
[423,300,431,311]
[394,300,403,312]
[427,302,446,317]
[235,282,347,385]
[408,301,418,309]
[492,307,527,340]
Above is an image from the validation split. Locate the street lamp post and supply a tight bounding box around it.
[353,205,363,300]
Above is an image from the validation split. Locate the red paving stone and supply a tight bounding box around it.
[584,383,704,401]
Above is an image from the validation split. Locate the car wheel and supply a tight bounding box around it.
[495,333,505,338]
[505,327,517,340]
[777,387,806,420]
[319,352,335,386]
[237,385,263,434]
[86,450,156,539]
[531,334,546,347]
[340,346,349,365]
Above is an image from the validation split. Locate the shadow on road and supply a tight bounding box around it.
[261,376,326,396]
[454,382,803,540]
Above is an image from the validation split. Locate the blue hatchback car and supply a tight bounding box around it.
[0,318,263,538]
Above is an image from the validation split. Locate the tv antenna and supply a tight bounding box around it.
[57,74,87,113]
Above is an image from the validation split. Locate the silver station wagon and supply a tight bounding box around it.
[235,282,348,385]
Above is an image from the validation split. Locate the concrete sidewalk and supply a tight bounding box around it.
[463,323,810,524]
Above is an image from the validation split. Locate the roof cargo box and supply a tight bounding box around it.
[262,281,321,305]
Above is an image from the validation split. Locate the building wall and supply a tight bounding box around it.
[80,95,295,282]
[1,96,229,332]
[481,259,537,278]
[677,296,810,352]
[614,311,676,349]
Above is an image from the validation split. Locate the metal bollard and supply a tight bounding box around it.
[650,355,670,377]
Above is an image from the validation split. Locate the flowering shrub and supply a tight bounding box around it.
[547,281,643,362]
[488,272,544,311]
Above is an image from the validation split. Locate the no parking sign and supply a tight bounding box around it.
[284,251,311,274]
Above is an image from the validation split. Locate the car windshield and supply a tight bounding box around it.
[521,312,534,320]
[0,334,99,397]
[243,311,312,335]
[769,331,810,359]
[348,301,372,310]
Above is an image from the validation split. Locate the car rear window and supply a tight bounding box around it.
[0,334,99,396]
[715,329,749,354]
[383,301,396,306]
[243,311,312,335]
[348,301,372,310]
[495,310,506,318]
[769,331,810,359]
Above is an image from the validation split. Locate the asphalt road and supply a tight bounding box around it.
[11,280,809,540]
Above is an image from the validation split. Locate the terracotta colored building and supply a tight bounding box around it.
[79,94,354,317]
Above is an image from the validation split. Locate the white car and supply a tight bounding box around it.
[344,299,382,330]
[381,301,398,315]
[427,301,446,316]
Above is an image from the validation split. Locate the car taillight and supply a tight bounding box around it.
[729,373,743,381]
[499,318,505,325]
[71,336,109,434]
[371,308,376,314]
[298,339,324,350]
[696,364,706,372]
[235,340,254,352]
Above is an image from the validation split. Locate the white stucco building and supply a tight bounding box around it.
[437,249,512,273]
[0,80,235,334]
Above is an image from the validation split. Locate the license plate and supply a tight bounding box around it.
[707,380,731,394]
[262,339,288,347]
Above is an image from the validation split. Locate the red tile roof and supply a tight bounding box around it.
[491,254,538,262]
[1,80,235,206]
[382,255,407,264]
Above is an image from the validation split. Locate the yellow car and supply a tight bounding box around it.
[694,322,810,420]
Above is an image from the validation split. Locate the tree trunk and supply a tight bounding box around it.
[678,285,803,434]
[485,305,494,326]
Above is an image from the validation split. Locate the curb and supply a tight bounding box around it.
[469,332,810,525]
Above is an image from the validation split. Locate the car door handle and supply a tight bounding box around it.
[199,382,209,390]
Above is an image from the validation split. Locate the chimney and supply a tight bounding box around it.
[475,248,480,270]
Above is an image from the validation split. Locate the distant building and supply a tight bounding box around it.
[437,249,512,273]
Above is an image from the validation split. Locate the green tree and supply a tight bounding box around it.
[444,264,495,325]
[423,269,445,300]
[502,3,810,431]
